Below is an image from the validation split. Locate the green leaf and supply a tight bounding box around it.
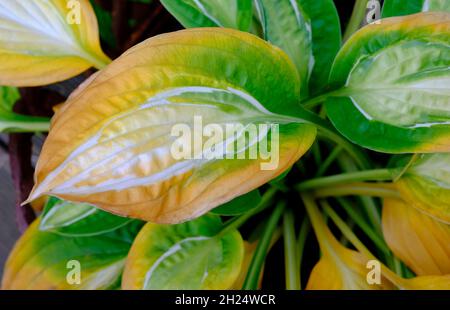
[2,219,143,289]
[211,190,262,216]
[40,197,136,237]
[382,0,450,18]
[0,86,50,133]
[326,13,450,153]
[255,0,341,96]
[160,0,252,31]
[395,153,450,224]
[122,215,244,289]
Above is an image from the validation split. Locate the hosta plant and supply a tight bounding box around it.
[1,0,450,290]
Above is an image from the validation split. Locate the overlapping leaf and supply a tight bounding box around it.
[40,197,135,237]
[0,0,110,86]
[255,0,341,95]
[382,0,450,17]
[326,12,450,153]
[382,198,450,275]
[27,28,316,223]
[1,219,142,290]
[122,215,244,290]
[160,0,252,31]
[394,153,450,223]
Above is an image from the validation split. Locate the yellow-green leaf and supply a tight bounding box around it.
[382,198,450,276]
[1,219,142,290]
[0,0,110,86]
[395,153,450,223]
[122,215,244,290]
[27,28,316,223]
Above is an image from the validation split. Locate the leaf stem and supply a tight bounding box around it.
[2,119,51,133]
[343,0,367,42]
[315,146,343,177]
[297,169,392,191]
[283,209,300,290]
[296,216,310,290]
[313,182,401,199]
[242,201,286,290]
[301,89,346,109]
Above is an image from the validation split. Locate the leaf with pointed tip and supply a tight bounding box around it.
[0,0,110,86]
[395,153,450,224]
[1,219,142,290]
[40,197,136,237]
[326,13,450,153]
[28,28,316,223]
[382,0,450,18]
[382,198,450,276]
[122,215,244,290]
[255,0,340,96]
[160,0,252,31]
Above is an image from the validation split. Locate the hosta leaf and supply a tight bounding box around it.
[1,219,142,290]
[27,28,316,223]
[210,189,261,216]
[160,0,252,31]
[40,197,135,237]
[255,0,340,96]
[326,12,450,153]
[382,0,450,18]
[395,153,450,223]
[0,0,110,86]
[0,86,51,132]
[382,198,450,275]
[122,215,244,290]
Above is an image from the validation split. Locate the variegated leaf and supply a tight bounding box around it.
[27,28,316,223]
[1,219,142,290]
[383,0,450,17]
[0,0,110,86]
[122,215,244,290]
[160,0,253,31]
[326,12,450,153]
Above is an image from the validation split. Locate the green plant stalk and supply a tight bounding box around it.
[218,187,277,237]
[313,182,401,199]
[322,203,412,288]
[315,146,343,177]
[242,201,286,290]
[296,217,310,290]
[283,209,300,290]
[301,89,347,109]
[297,168,392,191]
[2,119,51,133]
[343,0,367,42]
[336,154,383,240]
[336,198,390,256]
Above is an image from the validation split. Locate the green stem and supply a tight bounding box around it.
[3,119,51,133]
[343,0,368,42]
[315,146,343,177]
[314,182,401,199]
[336,198,390,256]
[296,217,310,290]
[317,127,371,169]
[322,202,409,288]
[301,89,346,109]
[297,169,392,191]
[219,187,277,237]
[283,209,300,290]
[242,201,286,290]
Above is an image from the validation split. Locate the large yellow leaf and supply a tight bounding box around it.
[27,28,316,223]
[382,198,450,276]
[0,0,110,86]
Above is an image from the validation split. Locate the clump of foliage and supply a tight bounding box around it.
[1,0,450,290]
